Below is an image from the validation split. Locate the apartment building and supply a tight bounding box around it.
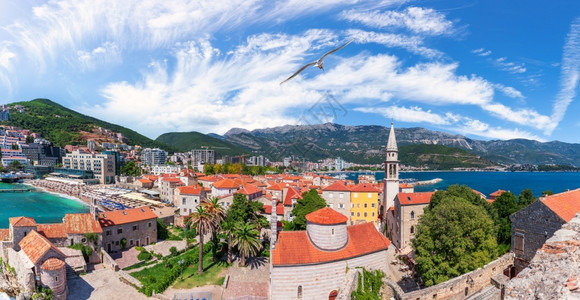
[62,150,115,184]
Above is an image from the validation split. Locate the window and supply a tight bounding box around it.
[331,229,335,235]
[364,212,367,217]
[133,225,138,231]
[368,193,372,198]
[339,203,344,209]
[410,226,414,234]
[329,193,333,198]
[410,211,415,220]
[81,238,87,243]
[372,212,375,217]
[364,203,367,208]
[351,212,354,216]
[130,239,134,246]
[55,276,58,282]
[357,203,360,208]
[117,228,123,234]
[339,193,343,199]
[515,232,525,253]
[148,222,152,228]
[351,203,354,208]
[297,286,303,299]
[371,203,375,208]
[354,193,358,198]
[357,212,360,217]
[182,198,187,205]
[106,230,111,236]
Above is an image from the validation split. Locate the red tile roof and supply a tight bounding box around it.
[213,179,241,189]
[198,175,221,182]
[399,183,413,188]
[283,187,302,206]
[138,178,152,183]
[37,224,67,239]
[263,203,285,216]
[350,183,380,193]
[267,183,285,191]
[178,185,203,195]
[98,206,157,227]
[322,181,351,192]
[0,229,9,241]
[64,213,103,234]
[490,189,507,198]
[237,184,262,195]
[542,188,580,222]
[306,207,348,225]
[398,192,435,206]
[9,217,37,227]
[162,177,182,183]
[272,222,390,266]
[19,230,64,264]
[41,257,65,271]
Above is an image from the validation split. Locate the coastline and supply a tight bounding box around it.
[21,181,90,207]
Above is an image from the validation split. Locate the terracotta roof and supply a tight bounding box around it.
[198,175,221,182]
[37,224,67,239]
[322,181,351,192]
[490,189,507,198]
[272,222,390,266]
[178,185,203,195]
[213,179,241,189]
[263,203,285,216]
[399,183,412,188]
[283,187,302,206]
[9,216,37,227]
[267,183,285,191]
[19,230,64,264]
[398,192,435,206]
[542,188,580,222]
[41,257,65,271]
[138,178,152,183]
[0,229,9,241]
[98,206,157,227]
[162,177,182,183]
[64,213,103,234]
[350,183,380,193]
[305,207,348,225]
[237,184,262,195]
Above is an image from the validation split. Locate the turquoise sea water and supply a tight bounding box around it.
[0,183,89,228]
[344,171,580,197]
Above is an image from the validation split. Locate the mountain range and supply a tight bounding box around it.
[3,99,580,168]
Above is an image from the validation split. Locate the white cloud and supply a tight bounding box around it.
[341,6,454,36]
[355,106,450,125]
[493,83,524,99]
[495,57,526,74]
[545,17,580,135]
[77,41,121,72]
[481,103,551,131]
[472,48,491,56]
[347,29,442,58]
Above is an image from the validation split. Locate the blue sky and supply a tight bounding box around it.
[0,1,579,143]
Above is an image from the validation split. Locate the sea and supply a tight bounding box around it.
[0,183,89,228]
[339,171,580,197]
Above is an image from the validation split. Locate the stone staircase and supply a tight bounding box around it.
[466,285,500,300]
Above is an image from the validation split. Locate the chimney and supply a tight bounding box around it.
[270,197,278,249]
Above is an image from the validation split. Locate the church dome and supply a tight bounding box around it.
[306,208,348,251]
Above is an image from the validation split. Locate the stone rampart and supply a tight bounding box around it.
[400,253,514,300]
[100,249,118,271]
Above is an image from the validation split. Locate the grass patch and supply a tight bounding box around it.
[124,260,157,271]
[172,255,230,289]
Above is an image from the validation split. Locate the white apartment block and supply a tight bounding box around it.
[62,150,115,184]
[141,148,168,166]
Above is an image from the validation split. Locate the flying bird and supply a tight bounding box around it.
[280,38,354,85]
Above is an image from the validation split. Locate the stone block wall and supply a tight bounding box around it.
[100,250,119,271]
[6,248,34,294]
[102,218,157,252]
[401,253,514,300]
[510,200,564,272]
[271,249,387,300]
[306,222,348,251]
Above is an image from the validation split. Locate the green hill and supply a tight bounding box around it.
[155,131,249,156]
[399,144,494,169]
[3,98,175,151]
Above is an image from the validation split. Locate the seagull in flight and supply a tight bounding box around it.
[280,38,354,85]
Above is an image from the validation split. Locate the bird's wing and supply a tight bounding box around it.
[280,61,317,85]
[319,38,354,60]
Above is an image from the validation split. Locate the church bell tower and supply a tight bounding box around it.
[383,122,399,211]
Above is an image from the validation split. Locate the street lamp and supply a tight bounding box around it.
[179,259,185,280]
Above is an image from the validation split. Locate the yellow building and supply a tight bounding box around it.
[350,183,380,225]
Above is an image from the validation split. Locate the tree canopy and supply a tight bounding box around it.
[285,189,327,230]
[413,197,498,286]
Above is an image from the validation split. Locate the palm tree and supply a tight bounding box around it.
[221,219,236,264]
[185,206,212,274]
[232,222,261,267]
[201,197,225,260]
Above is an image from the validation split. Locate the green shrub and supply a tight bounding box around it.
[169,246,178,256]
[69,243,93,262]
[135,246,145,252]
[137,251,152,261]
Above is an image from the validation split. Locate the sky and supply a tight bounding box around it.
[0,1,579,143]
